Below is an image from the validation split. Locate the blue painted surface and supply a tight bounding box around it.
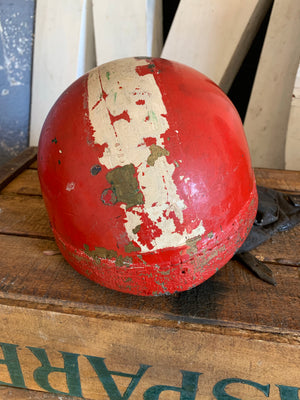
[0,0,35,167]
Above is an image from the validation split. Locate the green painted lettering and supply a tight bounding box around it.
[213,378,270,399]
[28,347,82,397]
[277,385,300,400]
[143,370,202,400]
[0,342,26,388]
[86,355,150,399]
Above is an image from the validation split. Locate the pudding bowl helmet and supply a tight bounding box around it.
[38,57,258,296]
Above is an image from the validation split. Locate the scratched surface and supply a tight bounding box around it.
[0,0,35,167]
[0,158,300,334]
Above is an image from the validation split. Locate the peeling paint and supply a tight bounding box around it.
[105,164,144,209]
[147,144,169,166]
[90,164,102,176]
[101,188,117,206]
[66,182,75,192]
[124,241,141,253]
[83,244,132,267]
[87,58,205,253]
[186,234,203,256]
[132,224,141,234]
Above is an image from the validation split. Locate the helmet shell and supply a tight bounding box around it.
[38,57,257,296]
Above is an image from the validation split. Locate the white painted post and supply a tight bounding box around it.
[285,64,300,170]
[29,0,96,146]
[92,0,163,65]
[161,0,272,92]
[244,0,300,169]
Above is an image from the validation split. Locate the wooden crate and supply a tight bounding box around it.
[0,148,299,400]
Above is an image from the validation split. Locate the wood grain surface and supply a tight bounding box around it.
[0,149,299,399]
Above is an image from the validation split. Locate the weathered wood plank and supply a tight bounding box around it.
[0,386,83,400]
[0,233,299,333]
[0,0,35,167]
[0,194,52,238]
[0,147,37,193]
[0,163,300,398]
[0,303,299,400]
[254,168,300,192]
[29,160,38,169]
[244,0,300,169]
[251,225,300,266]
[1,169,42,196]
[161,0,272,92]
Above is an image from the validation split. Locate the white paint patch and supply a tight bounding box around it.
[66,182,75,192]
[0,15,32,87]
[87,59,205,252]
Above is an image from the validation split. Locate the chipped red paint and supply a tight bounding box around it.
[38,57,257,296]
[108,109,130,125]
[136,99,146,105]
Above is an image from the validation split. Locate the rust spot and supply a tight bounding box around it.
[90,164,102,176]
[84,244,132,267]
[115,255,132,267]
[132,224,141,234]
[185,235,202,256]
[124,241,141,253]
[147,144,169,166]
[84,244,117,260]
[106,164,144,209]
[101,188,117,206]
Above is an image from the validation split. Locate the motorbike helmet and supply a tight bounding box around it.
[38,57,257,295]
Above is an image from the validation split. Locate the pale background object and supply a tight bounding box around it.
[161,0,272,92]
[29,0,96,146]
[24,0,300,169]
[92,0,163,65]
[0,0,35,166]
[244,0,300,169]
[285,64,300,170]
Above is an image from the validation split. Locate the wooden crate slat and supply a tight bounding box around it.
[244,0,300,169]
[0,303,299,400]
[0,386,83,400]
[1,169,42,196]
[251,225,300,266]
[254,168,300,192]
[0,233,299,334]
[29,160,38,170]
[0,152,300,398]
[161,0,272,92]
[0,147,37,193]
[0,194,52,238]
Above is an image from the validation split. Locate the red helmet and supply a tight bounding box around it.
[38,57,257,296]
